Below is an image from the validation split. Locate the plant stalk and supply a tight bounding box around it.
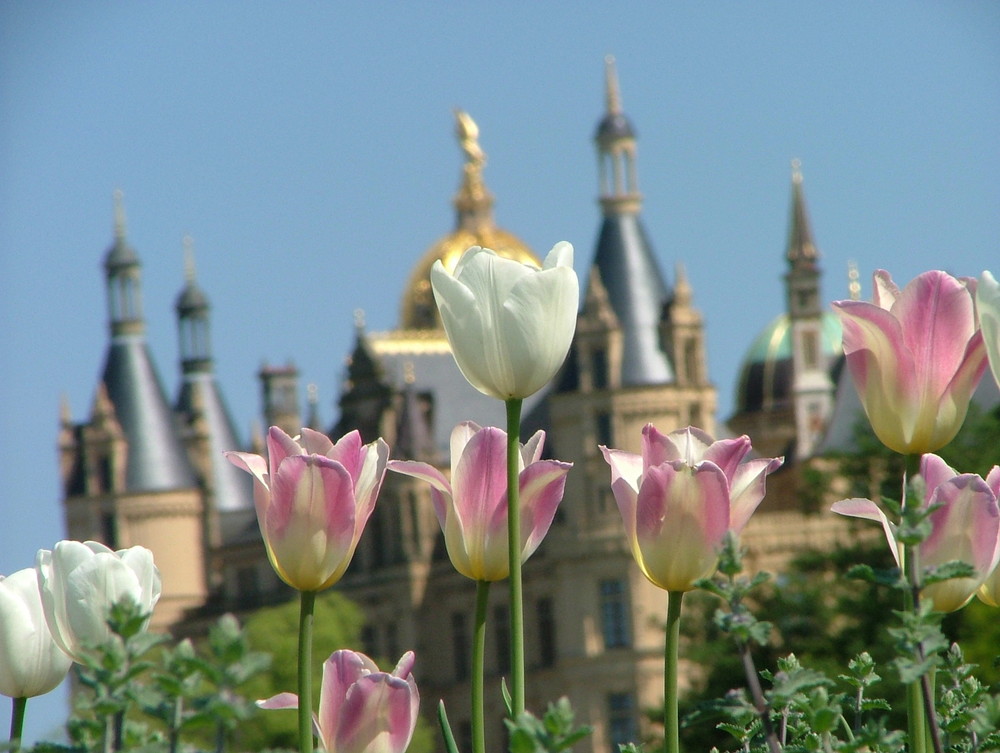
[664,591,683,753]
[505,397,525,717]
[473,580,491,753]
[298,589,317,753]
[8,697,26,753]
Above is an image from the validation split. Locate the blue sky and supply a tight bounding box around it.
[2,1,999,740]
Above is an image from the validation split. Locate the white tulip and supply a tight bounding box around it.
[0,568,72,698]
[978,270,1000,389]
[431,243,579,400]
[36,541,161,663]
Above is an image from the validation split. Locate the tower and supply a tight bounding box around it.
[173,237,254,587]
[784,161,836,459]
[728,163,842,461]
[60,192,207,628]
[542,57,717,753]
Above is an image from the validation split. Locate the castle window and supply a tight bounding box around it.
[537,597,556,667]
[599,579,631,649]
[607,692,638,751]
[452,612,469,681]
[683,337,699,384]
[591,348,608,390]
[100,511,118,549]
[596,412,613,448]
[802,330,819,369]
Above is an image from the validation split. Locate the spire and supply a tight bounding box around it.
[604,54,623,116]
[175,236,212,374]
[589,57,672,386]
[672,261,693,308]
[452,109,495,231]
[104,190,144,337]
[595,56,640,215]
[394,362,436,462]
[786,159,819,270]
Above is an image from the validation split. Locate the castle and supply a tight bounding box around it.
[58,60,858,752]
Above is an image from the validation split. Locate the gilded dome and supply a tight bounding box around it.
[400,227,538,330]
[398,110,539,330]
[734,312,843,414]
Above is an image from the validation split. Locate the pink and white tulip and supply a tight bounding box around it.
[832,270,987,454]
[0,568,72,698]
[260,650,419,753]
[226,427,389,592]
[833,454,1000,612]
[388,422,571,582]
[977,270,1000,390]
[601,425,783,592]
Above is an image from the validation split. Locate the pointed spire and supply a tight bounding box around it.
[672,261,693,307]
[395,362,436,462]
[113,188,127,241]
[183,234,196,284]
[786,159,819,269]
[604,54,623,116]
[452,109,495,231]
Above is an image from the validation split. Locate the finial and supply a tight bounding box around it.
[113,189,127,239]
[848,260,861,301]
[182,235,196,284]
[403,361,416,385]
[307,382,318,406]
[353,308,366,331]
[791,158,803,184]
[60,393,73,424]
[604,55,622,115]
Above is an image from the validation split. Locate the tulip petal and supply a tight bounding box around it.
[702,435,753,482]
[601,447,643,544]
[633,462,729,592]
[921,474,1000,611]
[268,426,304,472]
[267,456,358,591]
[729,455,784,533]
[919,454,959,501]
[337,674,417,753]
[257,692,300,710]
[518,459,572,559]
[326,430,366,483]
[641,424,682,469]
[831,498,900,566]
[449,427,508,580]
[978,270,1000,389]
[0,568,71,698]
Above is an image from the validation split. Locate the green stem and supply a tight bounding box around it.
[298,590,317,753]
[473,580,491,753]
[901,457,926,753]
[664,591,683,753]
[8,697,26,753]
[505,397,525,717]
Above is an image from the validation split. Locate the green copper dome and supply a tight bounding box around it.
[734,312,843,414]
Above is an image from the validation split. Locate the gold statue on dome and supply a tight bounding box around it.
[454,109,486,169]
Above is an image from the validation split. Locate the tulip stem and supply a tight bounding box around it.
[505,397,525,717]
[8,697,26,753]
[298,589,317,753]
[664,592,683,753]
[473,580,490,753]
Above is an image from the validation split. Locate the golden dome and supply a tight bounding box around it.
[399,110,539,330]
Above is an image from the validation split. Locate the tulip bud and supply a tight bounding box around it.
[601,425,782,592]
[258,650,419,753]
[35,541,161,663]
[226,427,389,592]
[431,243,579,400]
[833,269,987,454]
[389,422,571,581]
